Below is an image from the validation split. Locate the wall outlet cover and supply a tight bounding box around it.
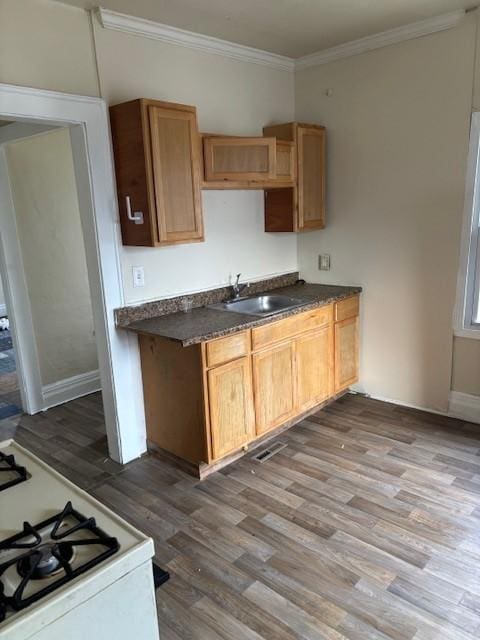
[132,266,145,287]
[318,254,331,271]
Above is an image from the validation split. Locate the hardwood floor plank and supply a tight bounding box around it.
[4,392,480,639]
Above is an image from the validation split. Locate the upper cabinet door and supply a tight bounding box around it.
[148,105,203,245]
[109,99,204,247]
[203,136,276,183]
[297,125,326,230]
[274,141,295,184]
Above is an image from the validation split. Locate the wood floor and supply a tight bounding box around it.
[3,392,480,640]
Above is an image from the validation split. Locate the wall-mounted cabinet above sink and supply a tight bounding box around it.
[109,96,325,246]
[201,135,295,190]
[264,122,326,232]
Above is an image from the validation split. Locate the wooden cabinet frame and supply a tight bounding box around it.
[139,296,359,477]
[110,98,204,247]
[263,122,326,232]
[203,136,276,182]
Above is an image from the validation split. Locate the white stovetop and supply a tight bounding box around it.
[0,439,154,638]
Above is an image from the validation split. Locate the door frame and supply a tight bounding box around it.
[0,83,146,464]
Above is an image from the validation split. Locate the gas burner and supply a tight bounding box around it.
[0,502,119,622]
[17,542,74,580]
[0,452,27,492]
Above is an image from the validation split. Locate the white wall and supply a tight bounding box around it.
[0,0,99,97]
[452,337,480,396]
[295,16,476,413]
[5,128,98,386]
[92,16,297,304]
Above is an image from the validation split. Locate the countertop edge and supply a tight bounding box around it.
[123,285,362,347]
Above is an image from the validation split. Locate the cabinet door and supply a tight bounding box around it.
[296,325,333,413]
[148,105,204,244]
[207,357,255,460]
[297,125,325,230]
[203,137,276,182]
[334,316,359,393]
[253,341,295,435]
[274,141,295,184]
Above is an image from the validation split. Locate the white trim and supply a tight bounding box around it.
[449,391,480,424]
[0,122,57,145]
[42,370,101,410]
[454,111,480,336]
[360,392,452,418]
[95,7,294,72]
[0,82,146,464]
[0,148,44,414]
[453,327,480,340]
[295,10,466,70]
[96,6,466,74]
[354,390,480,425]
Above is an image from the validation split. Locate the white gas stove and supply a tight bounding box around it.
[0,440,161,639]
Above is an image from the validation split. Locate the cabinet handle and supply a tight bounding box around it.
[125,196,144,225]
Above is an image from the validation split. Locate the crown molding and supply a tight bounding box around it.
[295,9,466,70]
[95,7,295,72]
[96,7,466,74]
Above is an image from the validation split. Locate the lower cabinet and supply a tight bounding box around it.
[140,294,360,473]
[207,357,255,459]
[252,341,296,435]
[334,316,359,393]
[295,324,333,413]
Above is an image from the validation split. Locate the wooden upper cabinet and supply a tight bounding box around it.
[263,122,326,232]
[203,136,276,183]
[207,357,255,460]
[273,141,295,184]
[109,98,204,247]
[297,125,325,230]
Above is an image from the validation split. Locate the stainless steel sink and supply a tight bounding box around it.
[209,294,307,317]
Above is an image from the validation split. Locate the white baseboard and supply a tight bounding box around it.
[42,369,101,411]
[449,391,480,424]
[361,392,451,418]
[354,390,480,425]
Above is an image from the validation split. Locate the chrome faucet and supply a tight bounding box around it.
[231,273,250,299]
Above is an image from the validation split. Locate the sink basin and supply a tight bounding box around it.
[210,294,307,317]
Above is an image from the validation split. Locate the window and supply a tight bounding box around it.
[455,112,480,337]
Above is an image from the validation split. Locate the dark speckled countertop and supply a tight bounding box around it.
[122,282,362,347]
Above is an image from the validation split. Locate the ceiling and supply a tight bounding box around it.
[55,0,473,58]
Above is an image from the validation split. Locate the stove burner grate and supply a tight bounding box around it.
[0,452,27,492]
[0,501,119,622]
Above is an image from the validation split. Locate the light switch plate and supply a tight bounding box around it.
[318,254,331,271]
[132,266,145,287]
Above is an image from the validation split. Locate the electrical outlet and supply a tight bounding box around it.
[132,266,145,288]
[318,254,331,271]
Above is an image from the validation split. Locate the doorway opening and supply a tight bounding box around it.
[0,121,101,431]
[0,84,146,464]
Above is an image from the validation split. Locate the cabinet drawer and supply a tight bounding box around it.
[252,305,332,351]
[205,331,250,367]
[335,295,359,322]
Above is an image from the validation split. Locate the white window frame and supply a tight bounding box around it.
[454,111,480,339]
